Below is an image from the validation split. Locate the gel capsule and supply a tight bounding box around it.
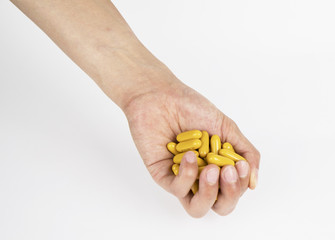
[191,180,199,195]
[173,151,199,164]
[167,142,179,155]
[219,149,246,161]
[207,154,235,167]
[198,131,209,158]
[172,163,180,175]
[206,152,214,161]
[222,142,235,152]
[210,135,221,155]
[176,139,202,152]
[196,157,207,167]
[176,130,202,142]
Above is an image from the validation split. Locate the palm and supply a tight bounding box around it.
[125,84,242,191]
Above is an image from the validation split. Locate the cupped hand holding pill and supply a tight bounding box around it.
[124,81,260,218]
[11,0,260,218]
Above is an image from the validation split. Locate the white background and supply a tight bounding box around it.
[1,0,335,239]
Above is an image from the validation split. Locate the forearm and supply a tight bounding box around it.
[11,0,178,109]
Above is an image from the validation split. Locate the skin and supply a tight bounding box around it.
[10,0,260,217]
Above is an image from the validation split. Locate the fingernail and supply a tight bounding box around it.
[223,166,238,183]
[236,160,249,178]
[185,151,196,163]
[250,169,259,189]
[206,167,219,185]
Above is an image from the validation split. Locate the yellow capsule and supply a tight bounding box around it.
[198,131,209,158]
[191,180,199,195]
[176,139,202,152]
[222,142,235,152]
[167,142,179,155]
[205,152,214,161]
[219,149,246,161]
[207,154,235,167]
[173,151,199,164]
[171,163,180,175]
[197,157,207,167]
[197,166,206,179]
[176,130,202,142]
[210,135,221,155]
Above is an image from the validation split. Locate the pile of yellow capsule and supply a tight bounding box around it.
[167,130,246,195]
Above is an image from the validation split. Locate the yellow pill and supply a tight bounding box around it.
[210,135,221,155]
[197,157,207,167]
[167,142,179,155]
[173,151,199,164]
[219,149,246,161]
[198,131,209,158]
[176,139,202,152]
[172,163,180,175]
[197,166,206,179]
[176,130,202,142]
[205,152,214,161]
[222,142,235,152]
[207,154,235,167]
[191,180,199,195]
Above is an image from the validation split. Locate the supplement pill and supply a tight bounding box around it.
[210,135,221,154]
[222,142,235,152]
[167,142,179,155]
[219,149,246,161]
[197,157,207,167]
[207,154,235,167]
[176,139,202,152]
[176,130,202,142]
[172,163,180,175]
[206,152,214,161]
[191,180,199,195]
[198,131,209,158]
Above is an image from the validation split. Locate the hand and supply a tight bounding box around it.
[10,0,260,218]
[123,75,260,218]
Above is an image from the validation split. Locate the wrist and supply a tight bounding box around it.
[95,42,181,112]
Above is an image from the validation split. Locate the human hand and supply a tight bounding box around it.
[123,74,260,218]
[10,0,260,218]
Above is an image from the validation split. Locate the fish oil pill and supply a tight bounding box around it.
[210,135,221,154]
[172,163,180,175]
[219,149,246,161]
[176,139,202,152]
[167,142,179,155]
[191,180,199,194]
[176,130,202,142]
[173,151,199,164]
[222,142,235,152]
[207,154,235,167]
[198,131,209,158]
